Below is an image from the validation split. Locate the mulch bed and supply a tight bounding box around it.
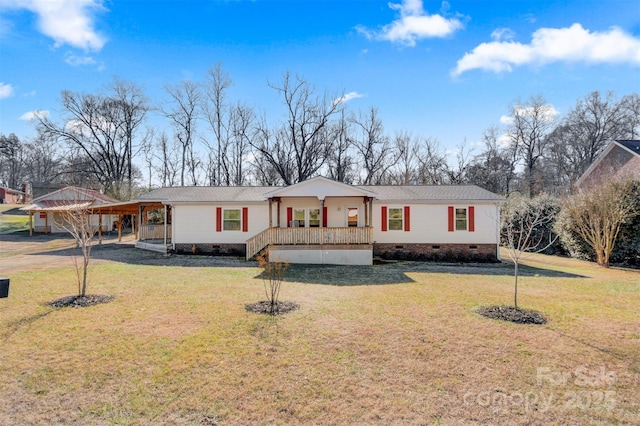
[48,294,115,308]
[245,300,299,316]
[475,305,547,325]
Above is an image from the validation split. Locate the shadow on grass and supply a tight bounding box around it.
[274,260,587,286]
[3,308,55,340]
[20,236,587,284]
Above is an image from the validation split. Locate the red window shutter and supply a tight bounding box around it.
[323,206,328,227]
[216,207,222,232]
[448,206,454,232]
[468,206,475,232]
[287,207,293,227]
[404,206,410,232]
[242,207,249,232]
[381,206,387,232]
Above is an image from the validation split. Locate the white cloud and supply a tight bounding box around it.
[19,109,49,121]
[334,91,365,106]
[0,82,14,99]
[453,23,640,76]
[491,28,515,42]
[499,115,513,125]
[65,52,97,66]
[357,0,463,46]
[0,0,106,51]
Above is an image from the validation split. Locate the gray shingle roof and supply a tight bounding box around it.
[135,184,503,203]
[359,185,504,202]
[618,140,640,156]
[134,186,273,203]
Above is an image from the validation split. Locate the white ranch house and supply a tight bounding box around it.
[122,177,504,265]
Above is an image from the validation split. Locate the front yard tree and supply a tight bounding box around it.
[501,194,559,309]
[53,196,98,297]
[559,179,639,268]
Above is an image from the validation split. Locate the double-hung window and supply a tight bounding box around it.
[223,209,241,231]
[309,209,320,227]
[456,208,467,231]
[388,208,403,230]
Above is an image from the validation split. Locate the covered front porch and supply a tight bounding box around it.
[246,177,378,264]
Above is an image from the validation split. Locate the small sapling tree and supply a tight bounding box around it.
[52,197,97,297]
[256,250,289,315]
[501,194,558,309]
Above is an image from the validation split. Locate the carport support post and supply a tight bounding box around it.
[118,215,122,241]
[29,211,33,236]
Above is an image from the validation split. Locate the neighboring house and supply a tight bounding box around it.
[108,177,504,265]
[575,140,640,190]
[0,186,26,204]
[21,187,120,235]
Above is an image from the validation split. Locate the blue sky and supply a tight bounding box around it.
[1,0,639,157]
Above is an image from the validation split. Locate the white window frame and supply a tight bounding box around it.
[388,207,403,231]
[223,208,242,231]
[455,207,467,231]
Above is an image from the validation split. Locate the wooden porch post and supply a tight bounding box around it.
[163,205,168,246]
[132,213,137,239]
[29,211,33,236]
[276,198,281,228]
[138,205,143,241]
[118,214,122,241]
[45,212,49,232]
[268,198,273,228]
[320,199,324,228]
[363,197,368,227]
[368,197,373,227]
[98,213,102,244]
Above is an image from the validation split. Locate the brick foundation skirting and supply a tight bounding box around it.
[373,243,498,262]
[174,243,246,257]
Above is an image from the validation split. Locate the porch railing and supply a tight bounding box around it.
[139,224,172,242]
[246,226,373,260]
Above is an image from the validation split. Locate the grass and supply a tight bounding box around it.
[0,242,639,425]
[0,204,29,234]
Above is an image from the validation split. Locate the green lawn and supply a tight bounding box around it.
[0,245,638,425]
[0,204,29,234]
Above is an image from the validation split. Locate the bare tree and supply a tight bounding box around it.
[251,73,340,184]
[559,178,638,268]
[351,106,394,185]
[389,131,419,185]
[501,195,558,309]
[546,91,640,190]
[164,80,201,186]
[155,131,180,187]
[37,80,149,200]
[445,140,474,184]
[22,131,62,185]
[415,137,447,185]
[326,110,355,183]
[52,194,97,297]
[0,133,25,189]
[202,64,233,185]
[466,127,515,194]
[228,103,255,186]
[507,95,556,197]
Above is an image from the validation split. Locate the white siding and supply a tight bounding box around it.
[372,202,499,244]
[277,197,366,228]
[173,203,269,244]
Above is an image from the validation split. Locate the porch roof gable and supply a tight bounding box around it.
[264,176,377,200]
